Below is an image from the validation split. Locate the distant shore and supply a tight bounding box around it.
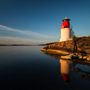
[0,44,40,46]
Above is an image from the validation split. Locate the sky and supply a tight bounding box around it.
[0,0,90,45]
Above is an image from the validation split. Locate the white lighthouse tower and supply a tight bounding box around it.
[60,17,72,42]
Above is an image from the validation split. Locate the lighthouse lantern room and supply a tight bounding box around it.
[60,17,72,42]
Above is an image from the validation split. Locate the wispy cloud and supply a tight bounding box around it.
[0,36,51,44]
[0,25,54,38]
[0,36,36,41]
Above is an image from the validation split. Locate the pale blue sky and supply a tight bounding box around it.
[0,0,90,44]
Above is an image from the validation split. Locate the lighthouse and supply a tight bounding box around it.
[60,17,72,42]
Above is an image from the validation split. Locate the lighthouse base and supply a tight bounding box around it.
[60,38,72,42]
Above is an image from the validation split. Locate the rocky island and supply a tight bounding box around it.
[42,17,90,65]
[41,36,90,61]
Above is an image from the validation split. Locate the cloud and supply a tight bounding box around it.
[0,36,44,42]
[0,25,54,38]
[0,36,51,44]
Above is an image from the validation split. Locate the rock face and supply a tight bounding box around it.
[44,40,74,52]
[43,37,90,54]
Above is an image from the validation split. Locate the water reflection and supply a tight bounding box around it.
[42,50,90,83]
[41,51,73,83]
[60,59,73,83]
[0,46,90,89]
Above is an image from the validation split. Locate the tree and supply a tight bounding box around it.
[72,35,77,42]
[72,35,77,52]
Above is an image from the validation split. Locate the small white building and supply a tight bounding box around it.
[60,17,72,42]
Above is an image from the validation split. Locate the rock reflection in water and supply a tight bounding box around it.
[60,59,73,83]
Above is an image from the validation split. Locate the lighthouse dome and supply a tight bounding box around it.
[63,21,70,28]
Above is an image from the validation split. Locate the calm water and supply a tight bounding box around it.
[0,46,90,90]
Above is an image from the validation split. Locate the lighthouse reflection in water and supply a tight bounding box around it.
[60,59,73,83]
[42,51,73,83]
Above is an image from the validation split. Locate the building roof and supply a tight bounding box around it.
[62,17,70,21]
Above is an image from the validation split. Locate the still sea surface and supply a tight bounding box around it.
[0,46,90,90]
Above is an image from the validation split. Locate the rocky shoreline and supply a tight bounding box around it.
[41,48,70,55]
[41,49,90,67]
[41,48,90,61]
[42,36,90,54]
[41,37,90,65]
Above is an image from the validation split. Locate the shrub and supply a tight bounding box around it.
[72,35,77,42]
